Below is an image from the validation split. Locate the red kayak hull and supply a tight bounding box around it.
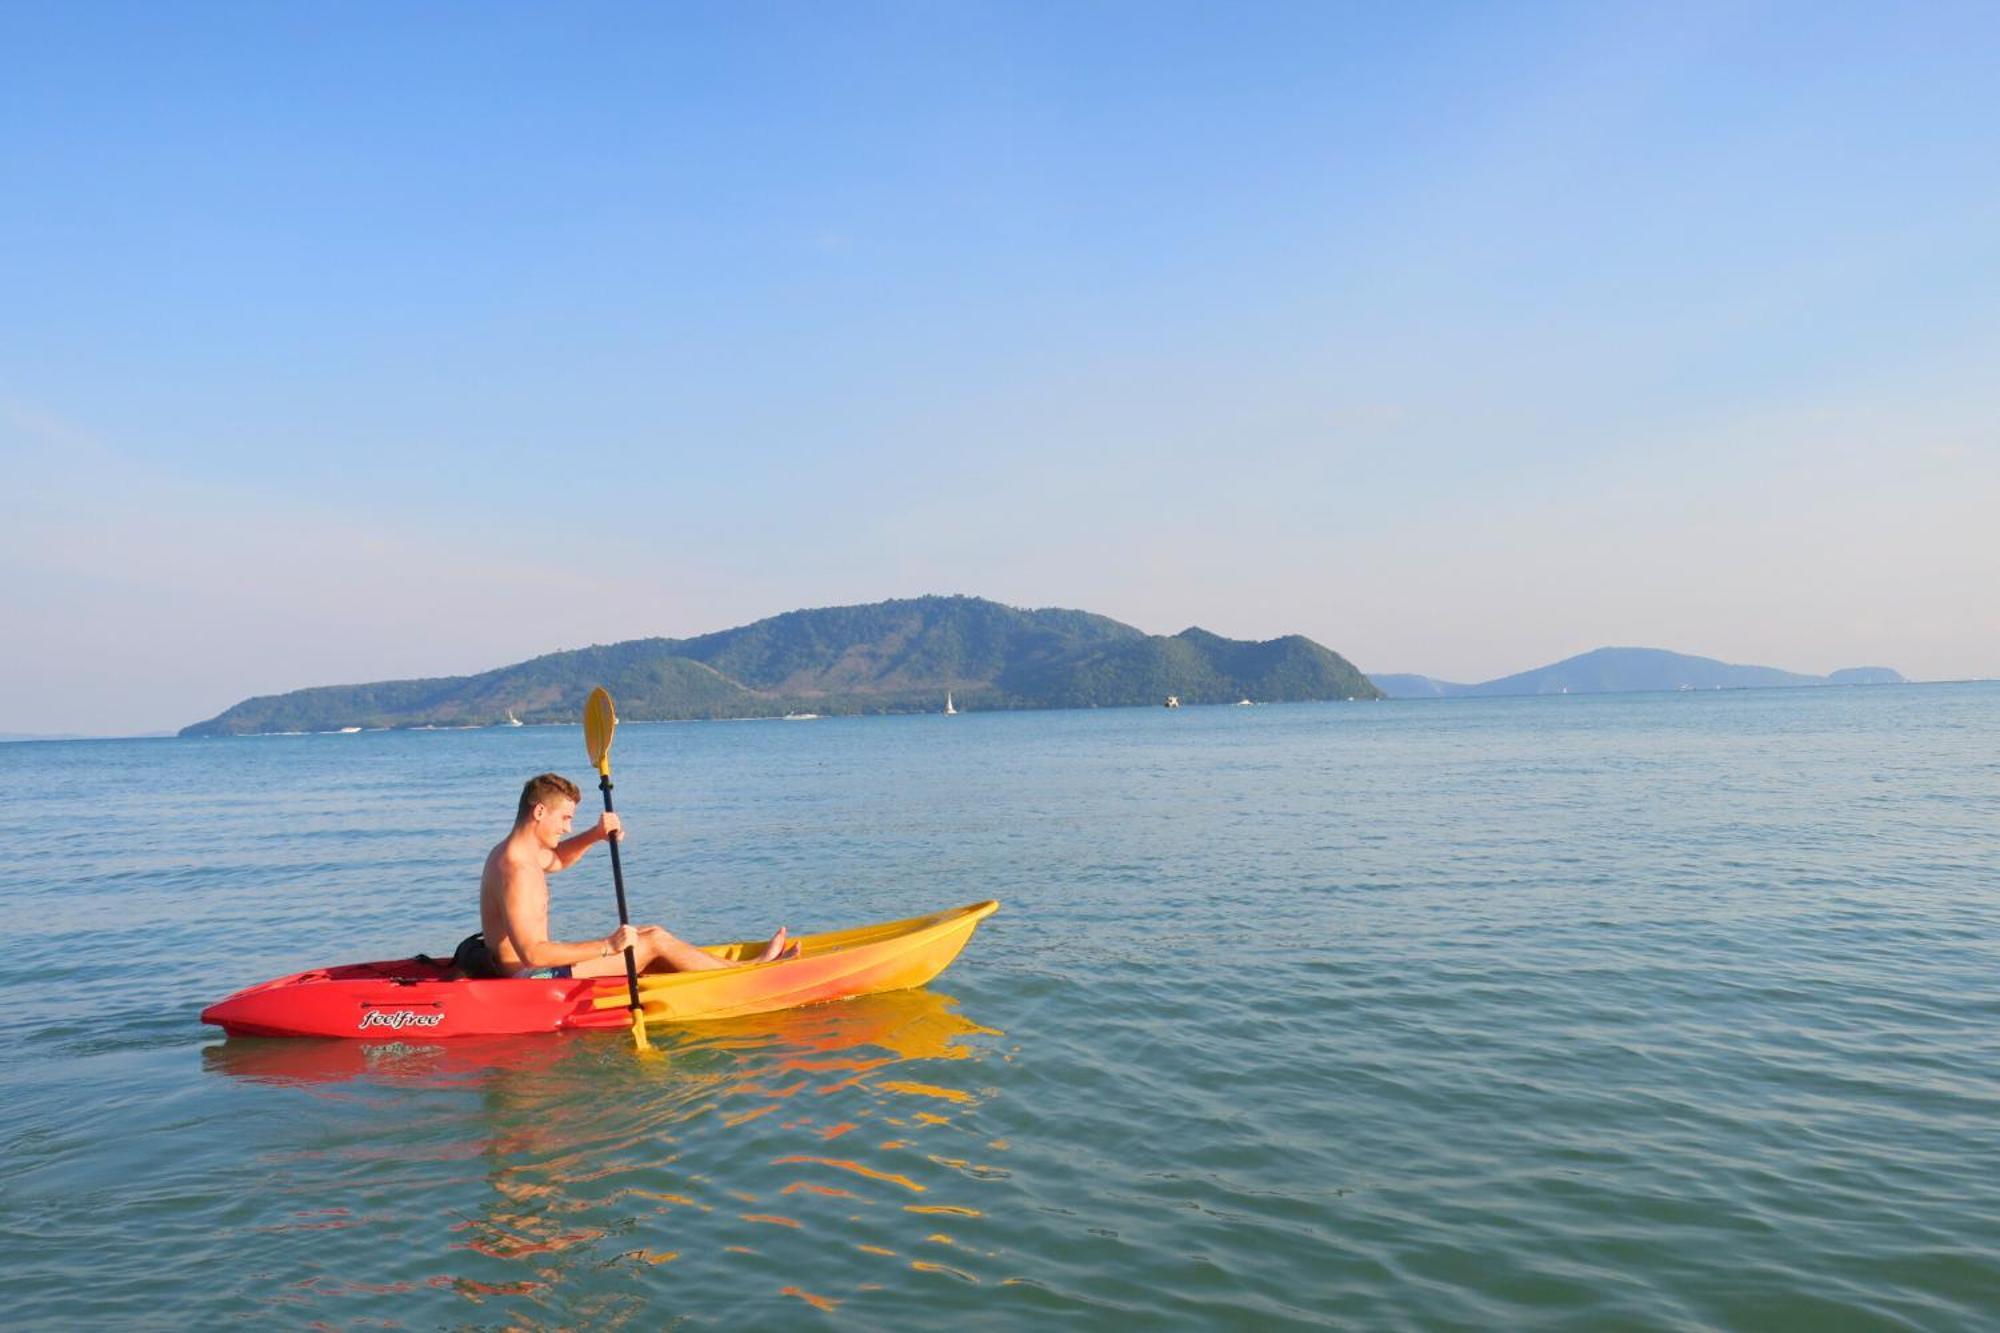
[199,957,629,1039]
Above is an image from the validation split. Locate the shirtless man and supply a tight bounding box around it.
[471,772,794,979]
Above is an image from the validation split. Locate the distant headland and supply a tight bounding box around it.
[1370,647,1904,699]
[180,595,1384,736]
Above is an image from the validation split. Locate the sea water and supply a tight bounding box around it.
[2,686,1997,1328]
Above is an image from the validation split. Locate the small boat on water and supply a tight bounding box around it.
[1164,695,1180,709]
[943,690,957,716]
[505,710,523,726]
[200,901,999,1039]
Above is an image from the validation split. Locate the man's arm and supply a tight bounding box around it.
[550,812,622,872]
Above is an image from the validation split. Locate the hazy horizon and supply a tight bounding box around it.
[6,3,1997,735]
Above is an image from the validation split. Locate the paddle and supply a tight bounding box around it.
[584,686,652,1053]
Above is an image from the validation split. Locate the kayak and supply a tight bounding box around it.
[200,900,999,1039]
[204,984,1000,1082]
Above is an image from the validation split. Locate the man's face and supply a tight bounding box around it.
[531,798,578,849]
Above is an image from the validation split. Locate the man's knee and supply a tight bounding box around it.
[634,926,678,963]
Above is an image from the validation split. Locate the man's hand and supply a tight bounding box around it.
[605,923,640,956]
[551,812,625,873]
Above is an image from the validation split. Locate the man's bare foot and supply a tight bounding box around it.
[755,927,800,963]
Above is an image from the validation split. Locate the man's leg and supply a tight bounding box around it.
[643,925,796,968]
[637,925,737,973]
[570,925,794,977]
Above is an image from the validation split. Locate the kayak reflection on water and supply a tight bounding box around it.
[200,986,1008,1314]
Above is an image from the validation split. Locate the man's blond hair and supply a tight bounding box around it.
[515,772,582,826]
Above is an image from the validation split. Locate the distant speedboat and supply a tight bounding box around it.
[944,691,957,716]
[337,726,362,734]
[783,712,819,721]
[1235,698,1254,706]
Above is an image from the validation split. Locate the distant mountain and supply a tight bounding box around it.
[1366,673,1471,699]
[1825,667,1903,685]
[182,595,1383,735]
[1367,648,1905,699]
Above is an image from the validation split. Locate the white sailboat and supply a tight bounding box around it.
[943,691,957,716]
[505,710,523,727]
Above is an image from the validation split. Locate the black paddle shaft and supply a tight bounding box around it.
[597,774,643,1011]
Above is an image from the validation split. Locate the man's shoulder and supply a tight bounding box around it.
[485,838,548,884]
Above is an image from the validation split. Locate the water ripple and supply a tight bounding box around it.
[4,690,2000,1325]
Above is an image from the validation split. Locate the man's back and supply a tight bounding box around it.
[480,835,553,974]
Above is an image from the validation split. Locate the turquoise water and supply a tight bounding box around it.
[3,687,1998,1328]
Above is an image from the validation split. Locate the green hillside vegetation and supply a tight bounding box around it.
[182,596,1382,735]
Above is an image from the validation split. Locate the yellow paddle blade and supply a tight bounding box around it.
[584,687,617,776]
[630,1006,653,1053]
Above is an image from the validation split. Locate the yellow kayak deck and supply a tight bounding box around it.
[589,900,999,1025]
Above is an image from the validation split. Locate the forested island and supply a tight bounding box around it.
[182,595,1382,735]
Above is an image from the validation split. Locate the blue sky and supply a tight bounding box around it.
[4,2,1997,733]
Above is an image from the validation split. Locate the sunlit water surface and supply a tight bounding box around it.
[3,687,1998,1328]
